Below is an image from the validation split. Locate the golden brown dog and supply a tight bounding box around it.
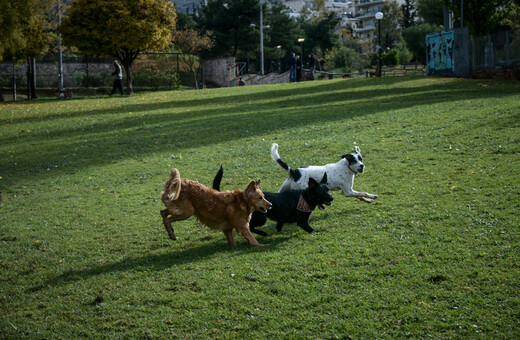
[160,168,272,246]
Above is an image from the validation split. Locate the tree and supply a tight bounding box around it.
[172,29,215,89]
[401,0,417,30]
[416,0,445,26]
[379,0,404,50]
[382,49,400,66]
[263,0,303,63]
[403,22,442,64]
[395,37,413,64]
[323,46,365,72]
[299,11,340,55]
[60,0,176,95]
[196,0,260,58]
[176,12,197,30]
[446,0,520,36]
[0,0,51,101]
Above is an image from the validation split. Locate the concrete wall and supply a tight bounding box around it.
[202,57,236,87]
[426,28,469,78]
[240,72,290,86]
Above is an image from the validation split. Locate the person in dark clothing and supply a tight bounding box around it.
[288,53,296,82]
[308,53,316,80]
[296,55,302,82]
[110,60,124,95]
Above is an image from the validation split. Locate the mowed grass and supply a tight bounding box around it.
[1,77,519,338]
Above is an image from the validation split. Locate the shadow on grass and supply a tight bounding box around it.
[2,78,518,189]
[29,234,291,292]
[1,78,410,124]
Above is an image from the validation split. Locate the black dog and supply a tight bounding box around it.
[213,166,334,236]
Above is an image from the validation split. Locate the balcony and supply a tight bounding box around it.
[356,0,385,8]
[353,25,376,33]
[325,0,353,8]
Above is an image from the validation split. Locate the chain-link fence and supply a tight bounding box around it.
[0,52,198,99]
[471,28,520,71]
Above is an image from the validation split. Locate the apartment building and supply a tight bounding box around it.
[173,0,402,49]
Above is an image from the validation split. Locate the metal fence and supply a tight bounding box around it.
[471,28,520,71]
[0,52,197,99]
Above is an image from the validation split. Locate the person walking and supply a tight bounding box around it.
[110,60,124,95]
[308,53,316,81]
[288,53,296,82]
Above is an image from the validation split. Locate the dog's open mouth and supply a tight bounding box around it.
[318,201,333,210]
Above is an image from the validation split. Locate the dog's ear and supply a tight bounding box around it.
[321,172,328,184]
[342,153,354,161]
[244,180,257,197]
[355,146,360,154]
[308,177,318,187]
[255,178,261,187]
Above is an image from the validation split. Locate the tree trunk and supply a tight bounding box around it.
[124,63,133,95]
[26,58,37,100]
[193,69,199,89]
[116,49,139,96]
[0,89,4,102]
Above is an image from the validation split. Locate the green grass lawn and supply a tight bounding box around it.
[1,77,519,338]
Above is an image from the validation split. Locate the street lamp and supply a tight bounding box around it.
[250,3,270,75]
[375,11,383,77]
[276,45,282,73]
[298,38,305,60]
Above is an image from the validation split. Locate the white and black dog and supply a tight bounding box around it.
[271,143,378,203]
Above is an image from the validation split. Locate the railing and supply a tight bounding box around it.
[356,0,385,7]
[471,28,520,71]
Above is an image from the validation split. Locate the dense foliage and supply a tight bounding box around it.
[59,0,176,95]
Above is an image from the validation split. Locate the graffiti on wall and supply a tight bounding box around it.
[426,31,455,74]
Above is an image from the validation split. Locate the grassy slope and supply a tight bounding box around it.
[1,77,519,338]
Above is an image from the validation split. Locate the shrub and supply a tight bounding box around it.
[404,23,443,64]
[382,50,400,67]
[133,69,180,88]
[323,46,365,72]
[396,37,413,65]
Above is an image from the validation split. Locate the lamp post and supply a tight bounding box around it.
[276,45,282,73]
[250,4,270,75]
[298,38,305,60]
[375,11,383,77]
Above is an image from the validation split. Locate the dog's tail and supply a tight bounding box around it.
[271,143,300,180]
[212,165,223,191]
[271,143,290,172]
[164,168,182,201]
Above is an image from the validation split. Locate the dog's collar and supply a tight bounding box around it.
[297,195,313,213]
[347,163,358,174]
